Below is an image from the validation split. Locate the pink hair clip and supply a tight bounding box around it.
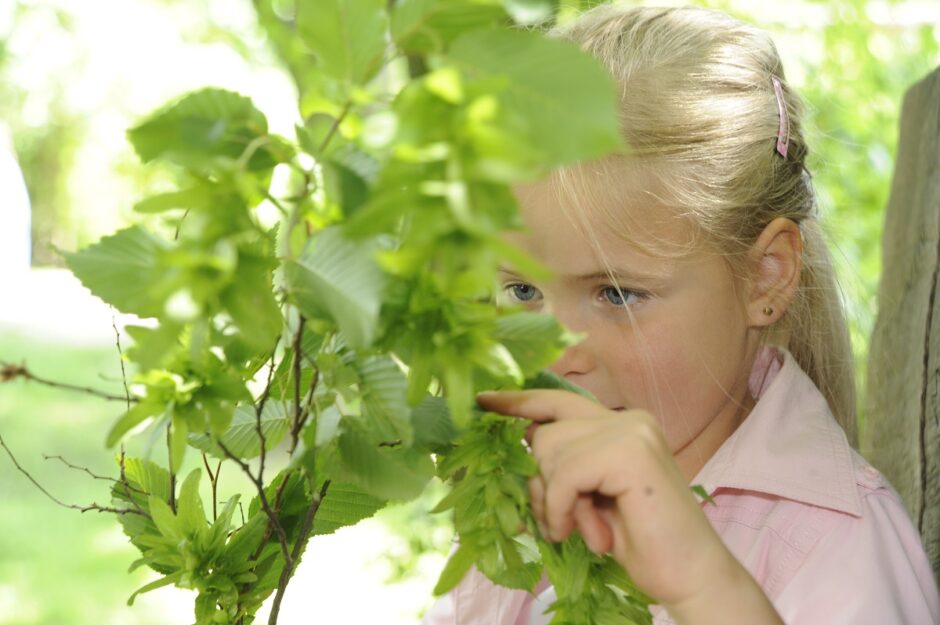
[772,76,789,158]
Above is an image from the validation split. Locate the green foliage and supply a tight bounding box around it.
[53,1,646,623]
[430,375,651,623]
[30,0,939,623]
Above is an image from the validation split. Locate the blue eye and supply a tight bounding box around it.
[506,283,540,302]
[601,286,642,307]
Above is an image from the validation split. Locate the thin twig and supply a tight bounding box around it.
[202,453,221,522]
[43,454,123,484]
[1,434,146,516]
[174,209,190,241]
[167,425,177,514]
[265,191,291,218]
[289,317,306,455]
[1,362,134,402]
[111,310,132,412]
[317,101,353,154]
[217,440,293,570]
[236,135,272,171]
[288,369,319,456]
[254,335,282,486]
[117,448,150,517]
[267,479,331,625]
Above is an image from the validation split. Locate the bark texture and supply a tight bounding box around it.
[864,65,940,581]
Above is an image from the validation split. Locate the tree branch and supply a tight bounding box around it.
[1,434,146,517]
[217,440,293,570]
[267,479,331,625]
[1,362,135,403]
[254,334,282,487]
[111,310,132,412]
[289,317,306,455]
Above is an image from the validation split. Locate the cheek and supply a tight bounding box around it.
[605,299,748,443]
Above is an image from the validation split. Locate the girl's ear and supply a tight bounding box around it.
[746,217,802,327]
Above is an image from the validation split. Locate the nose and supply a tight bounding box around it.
[544,304,595,379]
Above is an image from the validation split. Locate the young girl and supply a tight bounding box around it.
[423,4,940,625]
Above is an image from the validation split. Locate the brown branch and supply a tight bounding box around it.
[254,335,282,486]
[267,479,331,625]
[1,434,146,517]
[1,362,135,402]
[42,454,137,489]
[167,425,177,514]
[317,102,353,155]
[216,440,293,570]
[288,369,319,456]
[202,453,222,522]
[117,448,150,517]
[111,310,132,412]
[174,209,190,241]
[289,317,307,456]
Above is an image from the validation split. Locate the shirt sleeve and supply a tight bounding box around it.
[774,487,940,625]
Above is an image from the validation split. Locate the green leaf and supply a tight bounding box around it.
[691,484,716,505]
[127,571,184,606]
[128,88,277,171]
[323,159,370,217]
[447,28,623,168]
[170,414,188,474]
[311,482,386,535]
[220,250,282,351]
[124,323,182,371]
[123,457,172,501]
[188,401,291,459]
[64,226,168,317]
[432,542,476,595]
[356,354,413,445]
[296,0,389,85]
[337,425,433,500]
[176,469,206,536]
[148,495,184,542]
[133,185,213,214]
[391,0,508,54]
[220,513,268,569]
[106,401,164,448]
[284,227,388,348]
[494,312,575,378]
[503,0,557,25]
[525,369,596,401]
[411,396,457,453]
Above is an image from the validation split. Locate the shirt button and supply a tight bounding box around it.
[864,466,881,480]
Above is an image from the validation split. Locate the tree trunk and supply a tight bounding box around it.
[864,65,940,582]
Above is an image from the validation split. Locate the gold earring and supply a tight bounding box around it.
[762,306,774,316]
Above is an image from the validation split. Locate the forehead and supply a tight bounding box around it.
[508,160,701,277]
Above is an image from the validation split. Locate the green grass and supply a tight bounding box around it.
[0,331,184,625]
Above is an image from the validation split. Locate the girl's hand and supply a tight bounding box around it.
[476,388,784,625]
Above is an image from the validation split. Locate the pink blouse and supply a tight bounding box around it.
[422,347,940,625]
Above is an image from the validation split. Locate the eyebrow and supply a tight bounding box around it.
[498,265,668,283]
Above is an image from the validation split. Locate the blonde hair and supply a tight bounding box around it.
[546,5,857,443]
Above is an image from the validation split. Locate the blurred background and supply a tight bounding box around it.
[0,0,938,623]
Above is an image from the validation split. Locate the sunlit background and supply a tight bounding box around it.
[1,0,938,623]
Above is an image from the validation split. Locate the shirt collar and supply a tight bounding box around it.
[692,346,862,517]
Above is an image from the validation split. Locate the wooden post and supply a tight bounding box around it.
[864,65,940,581]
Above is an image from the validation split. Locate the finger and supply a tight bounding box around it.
[476,389,606,423]
[524,421,539,445]
[528,475,548,538]
[573,494,613,554]
[530,417,615,481]
[542,437,633,542]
